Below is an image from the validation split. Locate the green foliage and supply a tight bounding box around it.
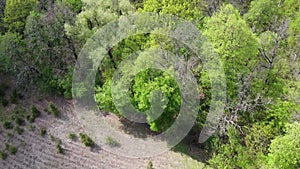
[56,143,64,154]
[3,0,37,34]
[79,133,94,147]
[48,102,60,117]
[65,0,134,46]
[95,80,118,114]
[31,105,41,119]
[267,122,300,169]
[0,151,7,160]
[65,0,83,13]
[204,4,259,102]
[9,89,19,104]
[68,133,76,141]
[244,0,279,32]
[147,160,154,169]
[0,32,23,73]
[1,99,8,107]
[14,125,24,135]
[40,128,47,137]
[6,144,17,155]
[3,121,13,129]
[15,116,25,126]
[140,0,202,23]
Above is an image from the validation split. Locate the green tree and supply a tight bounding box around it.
[244,0,279,32]
[267,122,300,169]
[3,0,37,34]
[23,3,76,97]
[204,4,259,103]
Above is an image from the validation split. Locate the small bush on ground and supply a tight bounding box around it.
[31,106,41,119]
[48,102,60,117]
[3,121,13,129]
[68,133,76,141]
[0,151,7,160]
[15,117,25,126]
[147,161,154,169]
[6,144,17,155]
[79,133,94,147]
[56,143,64,154]
[9,89,19,104]
[40,128,47,137]
[14,125,24,135]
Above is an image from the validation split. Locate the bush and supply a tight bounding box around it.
[105,136,120,147]
[79,133,94,147]
[56,143,64,154]
[31,105,41,119]
[68,133,76,141]
[3,121,13,129]
[14,126,24,135]
[49,102,59,117]
[147,161,154,169]
[15,117,25,126]
[6,144,17,155]
[0,151,7,160]
[1,99,8,107]
[40,128,47,137]
[9,89,19,104]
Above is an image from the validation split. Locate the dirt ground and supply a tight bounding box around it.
[0,92,207,169]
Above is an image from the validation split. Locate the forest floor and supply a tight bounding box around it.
[0,74,208,169]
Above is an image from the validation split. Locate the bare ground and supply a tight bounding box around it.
[0,92,207,169]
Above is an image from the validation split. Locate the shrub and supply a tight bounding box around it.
[79,133,94,147]
[105,136,120,147]
[68,133,76,141]
[0,151,7,160]
[14,126,24,135]
[0,83,6,97]
[15,117,25,126]
[6,132,13,138]
[56,143,64,154]
[31,106,41,119]
[29,124,35,131]
[3,121,13,129]
[9,89,19,104]
[49,102,59,117]
[1,99,8,107]
[40,128,47,137]
[147,161,154,169]
[6,144,17,155]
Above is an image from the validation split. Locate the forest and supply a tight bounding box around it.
[0,0,300,168]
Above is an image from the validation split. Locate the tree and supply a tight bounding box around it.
[244,0,280,32]
[0,0,6,34]
[65,0,135,46]
[204,4,259,104]
[23,3,76,97]
[267,122,300,169]
[3,0,37,34]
